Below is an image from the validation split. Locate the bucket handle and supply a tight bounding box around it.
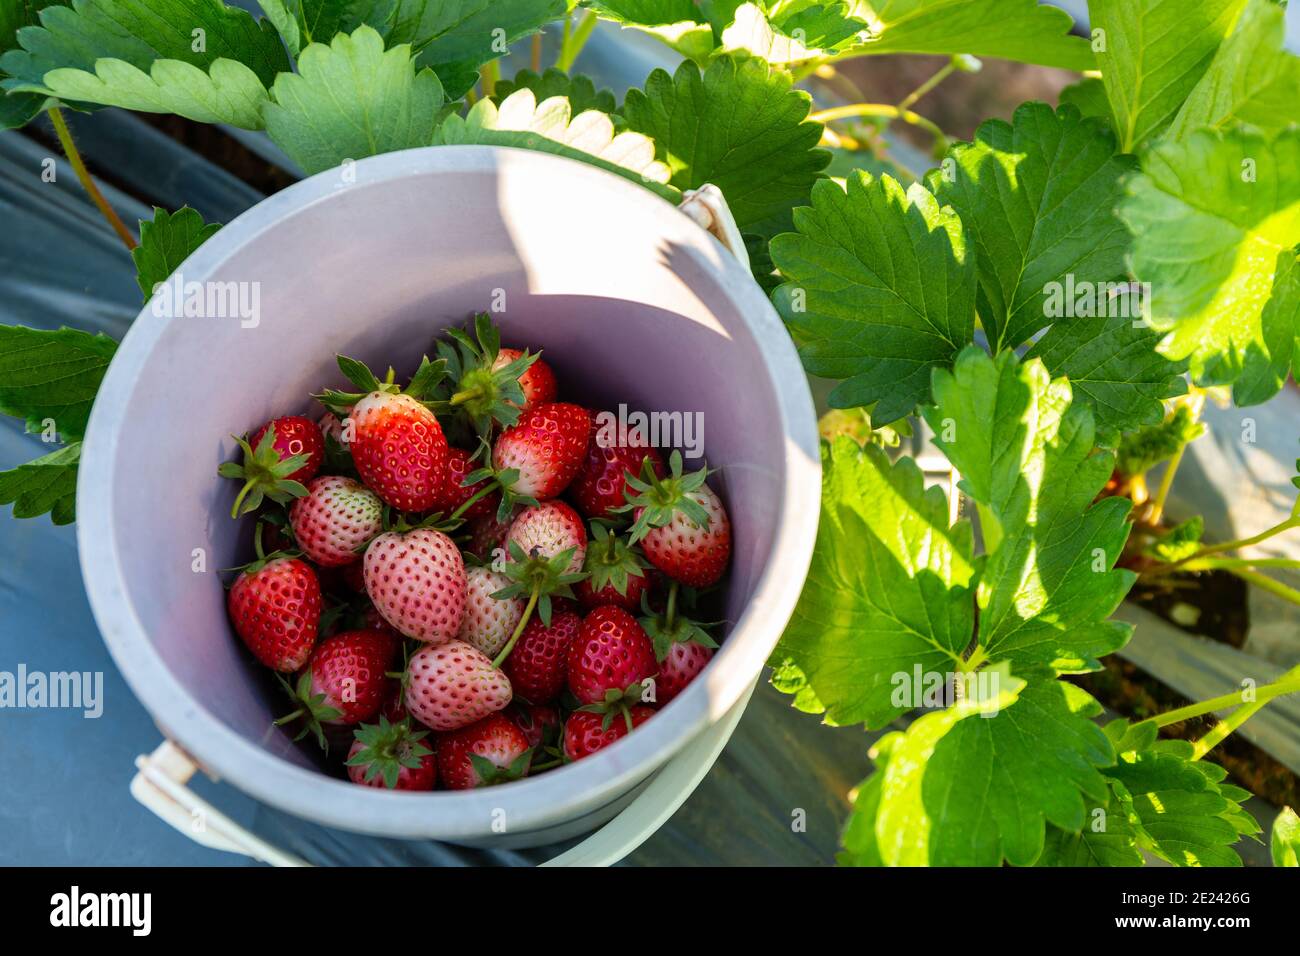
[131,741,309,867]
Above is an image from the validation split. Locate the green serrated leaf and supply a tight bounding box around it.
[856,671,1114,867]
[0,0,68,128]
[838,0,1094,71]
[0,325,117,440]
[770,172,975,422]
[132,206,221,299]
[257,0,360,57]
[0,440,80,524]
[924,348,1136,675]
[1037,796,1143,867]
[1168,0,1300,141]
[1058,76,1114,132]
[1090,0,1248,151]
[772,437,975,728]
[433,87,678,200]
[584,0,715,61]
[1,0,290,126]
[264,25,444,175]
[1115,404,1205,479]
[720,2,867,63]
[379,0,566,100]
[1120,126,1300,405]
[1145,516,1205,564]
[491,66,617,116]
[623,53,829,230]
[926,102,1138,353]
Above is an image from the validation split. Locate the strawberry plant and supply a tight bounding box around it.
[0,0,1298,865]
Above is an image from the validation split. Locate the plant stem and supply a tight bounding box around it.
[479,58,500,97]
[1192,663,1300,758]
[492,586,539,668]
[1183,516,1300,563]
[447,482,497,522]
[532,33,542,72]
[556,10,597,71]
[809,102,947,153]
[48,107,137,251]
[897,61,955,112]
[1147,389,1204,525]
[1183,557,1300,572]
[1227,568,1300,607]
[664,579,679,629]
[1152,670,1300,728]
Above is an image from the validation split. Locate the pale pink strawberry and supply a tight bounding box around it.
[656,641,714,704]
[457,566,526,658]
[364,529,467,643]
[405,640,513,731]
[317,411,347,446]
[289,476,383,567]
[506,500,586,573]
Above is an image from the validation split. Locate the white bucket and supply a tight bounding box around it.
[77,146,820,851]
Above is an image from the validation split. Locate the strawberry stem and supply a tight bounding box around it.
[665,579,679,629]
[252,521,266,561]
[230,477,258,519]
[448,481,497,522]
[492,585,540,668]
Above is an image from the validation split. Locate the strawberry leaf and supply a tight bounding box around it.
[1119,126,1300,405]
[378,0,566,100]
[0,325,117,440]
[925,102,1137,352]
[133,206,221,300]
[924,348,1136,676]
[432,87,678,201]
[769,437,976,727]
[0,0,67,129]
[265,25,445,175]
[719,2,869,64]
[769,172,976,422]
[0,0,291,127]
[491,67,617,117]
[1167,0,1300,141]
[256,0,360,57]
[841,669,1115,867]
[622,53,829,230]
[583,1,715,61]
[0,440,80,524]
[1090,0,1248,152]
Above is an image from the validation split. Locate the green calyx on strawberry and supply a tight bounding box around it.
[435,313,540,437]
[576,683,651,733]
[466,748,534,787]
[344,716,434,790]
[621,450,714,542]
[458,448,535,525]
[487,539,587,667]
[218,422,312,518]
[639,579,719,662]
[314,353,447,415]
[227,518,300,578]
[273,669,344,751]
[579,521,650,601]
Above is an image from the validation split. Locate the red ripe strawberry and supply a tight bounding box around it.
[566,606,657,705]
[348,391,448,513]
[345,717,436,790]
[364,529,467,643]
[493,402,591,500]
[493,347,557,410]
[457,566,525,658]
[507,701,559,749]
[574,522,652,610]
[563,706,654,762]
[507,500,587,573]
[656,641,714,704]
[405,639,513,730]
[379,680,413,724]
[228,556,321,672]
[289,476,383,567]
[219,416,324,517]
[433,447,499,520]
[437,713,532,789]
[627,452,731,588]
[571,421,665,520]
[277,629,398,747]
[502,608,581,703]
